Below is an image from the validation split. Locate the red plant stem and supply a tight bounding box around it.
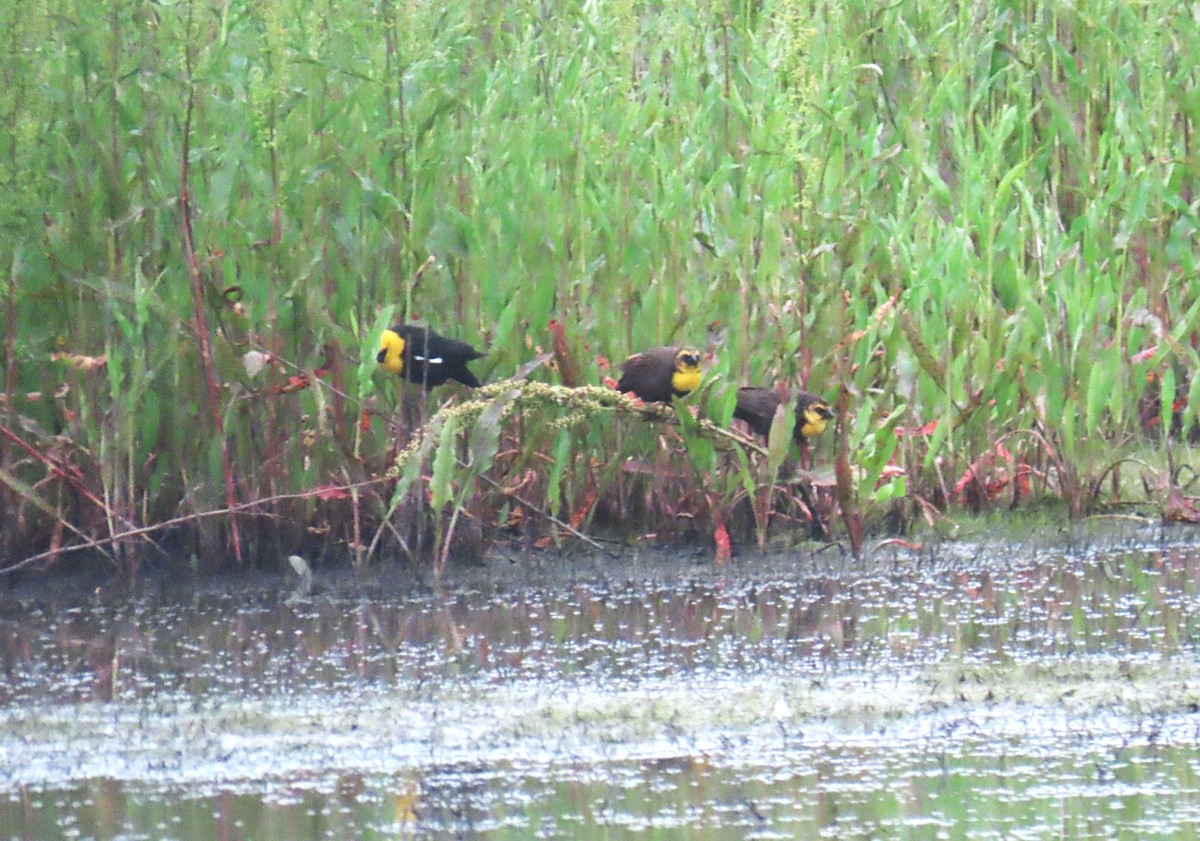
[266,160,281,517]
[1,424,109,513]
[179,83,243,564]
[2,256,13,512]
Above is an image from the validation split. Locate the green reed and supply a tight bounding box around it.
[1,0,1198,568]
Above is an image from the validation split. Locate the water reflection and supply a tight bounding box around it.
[1,542,1199,838]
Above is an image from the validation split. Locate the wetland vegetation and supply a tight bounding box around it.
[2,0,1200,570]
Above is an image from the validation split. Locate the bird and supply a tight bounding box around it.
[376,324,484,389]
[615,346,703,403]
[734,386,835,444]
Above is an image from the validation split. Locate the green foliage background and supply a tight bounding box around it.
[2,0,1199,565]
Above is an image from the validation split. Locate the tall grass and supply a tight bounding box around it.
[2,0,1198,570]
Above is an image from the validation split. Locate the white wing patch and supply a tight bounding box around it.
[413,355,444,365]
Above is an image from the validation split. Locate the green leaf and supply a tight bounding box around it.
[733,446,756,500]
[873,476,906,504]
[360,307,396,398]
[389,422,442,513]
[1184,371,1200,435]
[470,387,518,468]
[675,398,715,473]
[1085,359,1115,435]
[430,415,459,512]
[765,400,792,479]
[707,384,739,427]
[547,428,572,514]
[138,391,162,464]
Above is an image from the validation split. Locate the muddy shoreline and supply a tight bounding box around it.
[1,514,1189,604]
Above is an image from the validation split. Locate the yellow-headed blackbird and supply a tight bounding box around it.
[616,347,703,403]
[734,387,835,443]
[377,324,484,388]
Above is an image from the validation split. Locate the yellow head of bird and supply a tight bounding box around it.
[671,348,703,396]
[799,399,835,439]
[377,328,406,375]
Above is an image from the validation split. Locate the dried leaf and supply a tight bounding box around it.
[276,375,311,394]
[547,319,578,387]
[51,352,107,372]
[1130,345,1158,364]
[570,489,597,529]
[713,509,732,563]
[896,419,939,437]
[1165,486,1200,524]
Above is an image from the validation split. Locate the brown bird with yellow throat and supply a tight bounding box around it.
[616,346,703,403]
[734,386,835,444]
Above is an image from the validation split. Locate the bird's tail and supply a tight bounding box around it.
[453,368,482,388]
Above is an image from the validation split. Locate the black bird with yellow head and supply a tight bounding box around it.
[616,346,703,403]
[734,386,835,444]
[377,324,484,389]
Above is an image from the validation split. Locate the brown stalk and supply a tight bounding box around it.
[0,423,161,558]
[0,466,116,567]
[1,482,369,574]
[833,389,863,558]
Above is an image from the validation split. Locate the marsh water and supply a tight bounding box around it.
[3,530,1200,839]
